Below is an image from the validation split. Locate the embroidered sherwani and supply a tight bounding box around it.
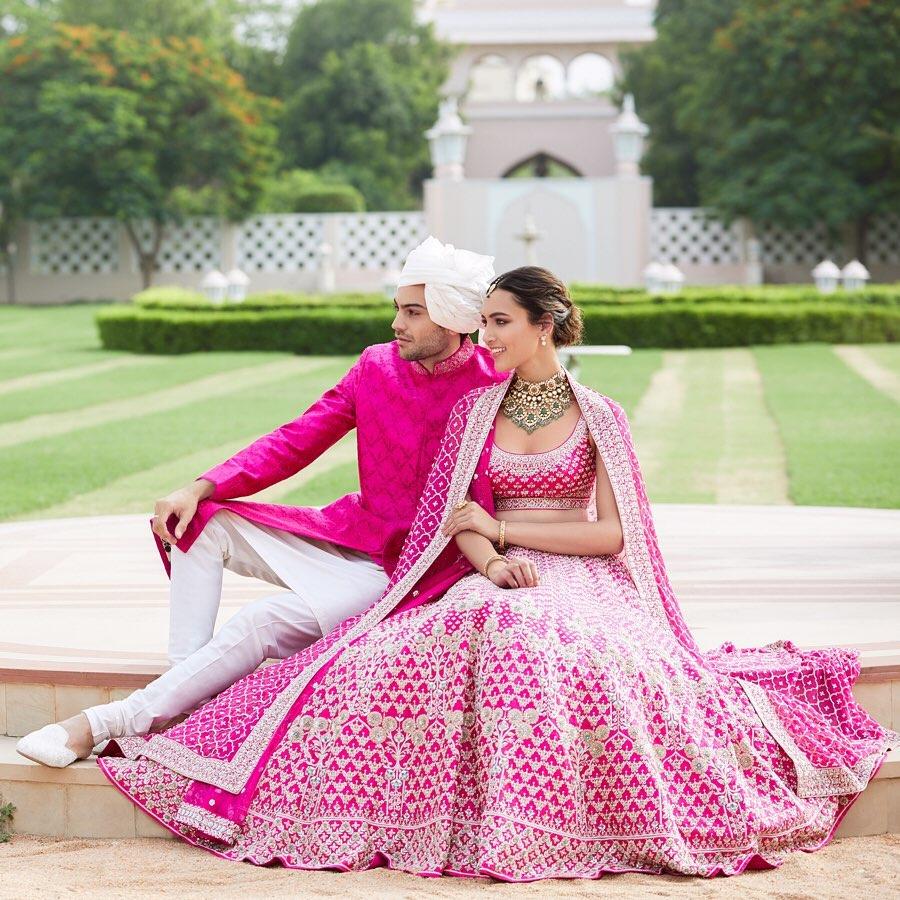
[154,335,506,636]
[159,336,502,571]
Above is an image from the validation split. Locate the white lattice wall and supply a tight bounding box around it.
[651,209,900,267]
[31,217,119,274]
[24,212,429,277]
[757,222,835,266]
[337,212,427,269]
[237,215,324,272]
[130,217,222,273]
[650,208,742,265]
[16,209,900,300]
[867,213,900,264]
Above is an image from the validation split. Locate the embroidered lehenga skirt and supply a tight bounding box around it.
[99,544,882,879]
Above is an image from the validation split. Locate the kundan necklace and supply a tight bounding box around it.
[501,368,572,433]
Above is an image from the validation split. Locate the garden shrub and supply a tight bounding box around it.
[96,299,899,354]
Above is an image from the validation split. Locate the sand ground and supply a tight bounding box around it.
[1,835,898,899]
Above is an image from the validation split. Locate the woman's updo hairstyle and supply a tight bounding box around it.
[486,266,583,347]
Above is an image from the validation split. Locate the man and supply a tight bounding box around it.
[17,235,507,767]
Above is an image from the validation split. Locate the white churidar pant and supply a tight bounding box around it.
[83,510,388,743]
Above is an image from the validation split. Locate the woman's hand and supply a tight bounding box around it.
[486,556,540,589]
[442,499,500,542]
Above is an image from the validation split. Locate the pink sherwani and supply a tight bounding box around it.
[152,336,506,580]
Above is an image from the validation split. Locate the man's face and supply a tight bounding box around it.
[392,283,456,361]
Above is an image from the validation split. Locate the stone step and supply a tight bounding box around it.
[1,666,160,739]
[0,737,896,841]
[0,735,172,839]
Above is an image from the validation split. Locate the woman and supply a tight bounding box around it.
[94,267,896,880]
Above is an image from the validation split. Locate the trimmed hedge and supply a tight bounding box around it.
[96,301,900,355]
[134,283,900,314]
[132,286,387,311]
[569,284,900,307]
[98,306,393,354]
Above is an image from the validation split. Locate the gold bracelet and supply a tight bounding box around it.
[482,553,506,577]
[498,520,506,552]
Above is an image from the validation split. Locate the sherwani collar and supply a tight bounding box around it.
[407,335,475,378]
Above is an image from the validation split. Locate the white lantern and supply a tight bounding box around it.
[425,97,472,181]
[812,259,841,294]
[841,259,870,291]
[660,262,685,293]
[225,268,250,303]
[201,269,228,304]
[643,260,667,293]
[611,94,649,176]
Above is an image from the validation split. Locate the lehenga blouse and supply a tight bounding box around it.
[488,414,596,511]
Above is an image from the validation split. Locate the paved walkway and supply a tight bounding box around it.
[0,505,898,675]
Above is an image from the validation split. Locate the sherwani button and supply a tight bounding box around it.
[209,799,215,807]
[412,590,419,596]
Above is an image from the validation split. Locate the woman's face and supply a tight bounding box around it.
[481,288,549,372]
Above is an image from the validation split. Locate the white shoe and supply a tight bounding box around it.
[16,724,82,768]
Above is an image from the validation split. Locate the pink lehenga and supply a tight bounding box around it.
[98,371,899,880]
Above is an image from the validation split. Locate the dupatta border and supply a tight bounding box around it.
[571,375,900,797]
[118,382,510,793]
[737,677,898,799]
[566,377,674,633]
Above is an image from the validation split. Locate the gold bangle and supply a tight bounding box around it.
[482,553,506,577]
[497,520,506,552]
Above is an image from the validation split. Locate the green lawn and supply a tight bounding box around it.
[1,303,897,519]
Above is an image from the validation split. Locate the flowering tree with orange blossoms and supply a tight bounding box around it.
[0,24,280,294]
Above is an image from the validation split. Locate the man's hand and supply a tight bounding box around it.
[152,480,213,545]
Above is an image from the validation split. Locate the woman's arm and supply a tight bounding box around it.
[454,522,539,588]
[501,518,622,556]
[443,445,624,556]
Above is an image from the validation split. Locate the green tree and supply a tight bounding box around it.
[685,0,900,261]
[0,24,279,295]
[1,0,288,98]
[257,168,365,213]
[621,0,899,260]
[0,0,58,37]
[58,0,290,99]
[54,0,236,47]
[618,0,741,206]
[279,0,454,210]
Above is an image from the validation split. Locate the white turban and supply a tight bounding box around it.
[397,235,495,333]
